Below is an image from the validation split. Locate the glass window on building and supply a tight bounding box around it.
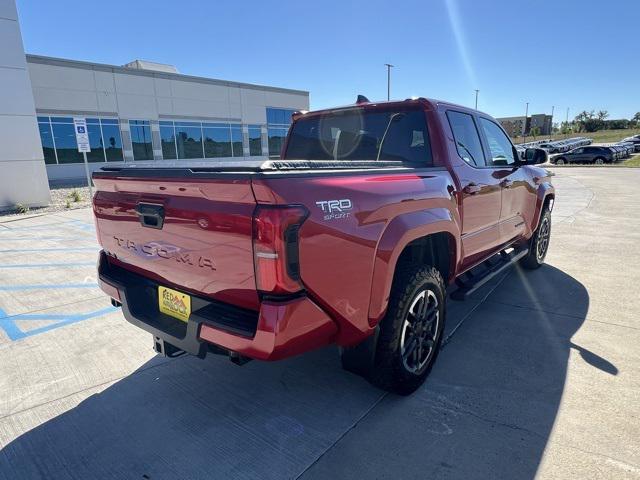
[248,125,262,156]
[231,124,243,157]
[100,120,124,162]
[266,107,296,158]
[85,118,105,163]
[267,108,296,125]
[37,117,122,164]
[51,118,83,164]
[160,122,177,159]
[175,122,203,159]
[129,120,153,160]
[268,127,289,158]
[203,124,232,158]
[37,118,56,164]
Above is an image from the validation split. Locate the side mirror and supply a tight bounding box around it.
[523,148,548,165]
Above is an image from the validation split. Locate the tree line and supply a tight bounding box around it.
[559,111,640,133]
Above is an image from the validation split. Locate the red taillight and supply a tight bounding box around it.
[253,205,308,294]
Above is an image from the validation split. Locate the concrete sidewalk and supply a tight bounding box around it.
[0,169,638,479]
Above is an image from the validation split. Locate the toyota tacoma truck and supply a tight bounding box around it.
[93,97,553,394]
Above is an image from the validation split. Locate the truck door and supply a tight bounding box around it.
[476,117,533,245]
[446,111,504,270]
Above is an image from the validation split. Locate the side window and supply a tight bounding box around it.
[446,111,485,166]
[478,118,516,166]
[573,148,583,154]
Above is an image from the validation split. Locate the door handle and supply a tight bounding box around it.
[500,179,514,189]
[463,183,482,195]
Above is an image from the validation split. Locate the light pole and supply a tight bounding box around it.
[522,102,529,143]
[565,107,570,138]
[474,89,479,110]
[385,64,394,101]
[550,105,554,138]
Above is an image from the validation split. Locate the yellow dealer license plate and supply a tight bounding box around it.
[158,286,191,323]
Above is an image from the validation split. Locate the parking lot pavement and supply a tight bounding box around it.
[0,168,639,479]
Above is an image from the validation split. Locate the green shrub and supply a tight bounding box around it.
[15,203,29,214]
[69,189,82,202]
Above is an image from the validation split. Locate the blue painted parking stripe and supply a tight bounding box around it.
[0,220,95,232]
[0,307,23,339]
[0,262,95,269]
[0,247,98,253]
[0,306,117,341]
[0,283,98,291]
[67,220,96,232]
[0,222,61,231]
[0,236,93,241]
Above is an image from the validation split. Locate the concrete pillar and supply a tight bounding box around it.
[0,0,50,209]
[150,120,162,160]
[261,126,269,157]
[242,125,250,158]
[120,120,134,162]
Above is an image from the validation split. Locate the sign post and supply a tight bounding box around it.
[73,118,93,199]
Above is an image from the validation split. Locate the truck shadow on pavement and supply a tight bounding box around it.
[0,264,600,480]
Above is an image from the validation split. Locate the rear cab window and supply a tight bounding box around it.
[446,111,485,166]
[284,107,432,166]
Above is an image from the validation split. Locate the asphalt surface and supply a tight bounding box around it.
[0,168,638,479]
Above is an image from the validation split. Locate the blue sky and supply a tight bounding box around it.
[17,0,639,120]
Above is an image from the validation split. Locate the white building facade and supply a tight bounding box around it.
[0,0,50,208]
[29,55,309,183]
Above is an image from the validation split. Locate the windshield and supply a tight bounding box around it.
[284,108,432,166]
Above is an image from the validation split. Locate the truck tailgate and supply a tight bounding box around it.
[92,175,259,311]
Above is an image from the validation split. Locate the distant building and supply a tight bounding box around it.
[529,114,553,136]
[497,116,527,137]
[497,114,553,138]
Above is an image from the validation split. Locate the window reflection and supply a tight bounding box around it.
[248,125,262,156]
[130,120,153,161]
[101,123,123,162]
[203,126,231,158]
[86,122,105,163]
[266,108,295,158]
[175,123,203,159]
[38,121,56,164]
[268,127,289,158]
[51,122,83,164]
[160,123,177,159]
[36,116,123,164]
[231,125,243,157]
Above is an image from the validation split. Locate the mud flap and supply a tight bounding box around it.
[339,326,380,378]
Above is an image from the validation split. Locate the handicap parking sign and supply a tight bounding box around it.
[73,118,91,153]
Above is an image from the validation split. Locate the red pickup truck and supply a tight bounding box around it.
[93,97,553,394]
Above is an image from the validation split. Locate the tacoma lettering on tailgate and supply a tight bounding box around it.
[112,236,216,270]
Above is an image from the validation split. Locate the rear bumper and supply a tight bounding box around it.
[97,251,337,361]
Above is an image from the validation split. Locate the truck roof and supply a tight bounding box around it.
[299,97,483,118]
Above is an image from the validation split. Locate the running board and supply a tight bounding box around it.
[450,247,528,301]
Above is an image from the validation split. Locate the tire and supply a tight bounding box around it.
[369,264,446,395]
[555,158,566,165]
[520,208,551,270]
[594,157,605,165]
